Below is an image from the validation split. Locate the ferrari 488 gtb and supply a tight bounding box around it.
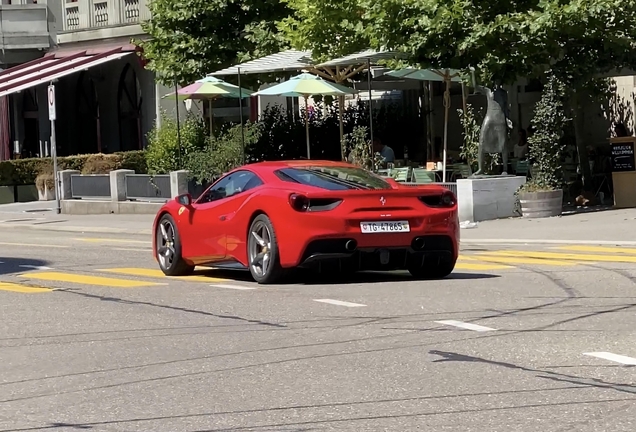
[152,161,459,284]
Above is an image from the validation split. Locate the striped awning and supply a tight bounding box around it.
[209,50,314,76]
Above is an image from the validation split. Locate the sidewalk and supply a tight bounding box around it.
[461,207,636,245]
[1,202,635,244]
[0,202,153,235]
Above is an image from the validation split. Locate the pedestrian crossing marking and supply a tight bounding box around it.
[0,242,68,248]
[0,282,52,293]
[480,250,636,264]
[98,267,229,283]
[474,255,576,266]
[555,245,636,255]
[19,272,164,288]
[456,256,512,270]
[75,238,149,245]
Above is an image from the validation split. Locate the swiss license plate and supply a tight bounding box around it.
[360,221,410,233]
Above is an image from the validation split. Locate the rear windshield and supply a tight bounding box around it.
[275,166,392,191]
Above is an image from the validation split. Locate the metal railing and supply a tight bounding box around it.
[70,174,111,199]
[62,0,151,32]
[125,174,170,201]
[402,182,458,196]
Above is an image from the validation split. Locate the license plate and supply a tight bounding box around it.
[360,221,410,233]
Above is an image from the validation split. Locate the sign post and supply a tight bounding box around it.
[48,83,60,214]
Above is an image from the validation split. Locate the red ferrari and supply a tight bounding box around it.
[152,160,459,284]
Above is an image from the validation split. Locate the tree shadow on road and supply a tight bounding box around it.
[0,257,50,276]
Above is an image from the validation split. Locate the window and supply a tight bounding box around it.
[275,166,392,191]
[197,170,263,204]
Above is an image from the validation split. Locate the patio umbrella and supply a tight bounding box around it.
[386,68,467,182]
[253,73,357,159]
[164,76,254,135]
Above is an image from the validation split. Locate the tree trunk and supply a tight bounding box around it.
[572,91,592,191]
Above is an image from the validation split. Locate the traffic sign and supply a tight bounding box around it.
[48,85,56,121]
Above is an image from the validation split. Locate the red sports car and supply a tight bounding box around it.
[152,160,459,284]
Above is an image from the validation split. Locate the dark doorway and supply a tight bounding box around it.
[76,71,101,153]
[117,63,142,151]
[22,89,39,158]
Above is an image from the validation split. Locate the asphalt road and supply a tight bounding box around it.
[1,229,636,431]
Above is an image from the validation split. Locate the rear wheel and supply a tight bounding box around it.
[247,214,285,284]
[156,214,194,276]
[407,256,455,280]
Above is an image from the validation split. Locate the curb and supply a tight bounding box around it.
[0,223,151,236]
[461,239,636,246]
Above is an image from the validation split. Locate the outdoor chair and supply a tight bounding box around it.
[515,160,529,177]
[392,167,411,182]
[452,163,472,180]
[411,168,435,184]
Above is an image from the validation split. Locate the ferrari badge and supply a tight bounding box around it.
[178,206,186,216]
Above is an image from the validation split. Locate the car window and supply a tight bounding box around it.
[197,170,263,204]
[274,166,391,191]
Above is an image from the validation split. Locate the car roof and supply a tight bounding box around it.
[240,160,356,174]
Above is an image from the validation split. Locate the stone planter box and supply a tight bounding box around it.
[518,189,563,218]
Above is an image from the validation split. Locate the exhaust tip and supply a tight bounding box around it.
[345,240,357,252]
[412,237,425,250]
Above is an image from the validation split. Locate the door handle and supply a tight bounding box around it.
[219,215,227,221]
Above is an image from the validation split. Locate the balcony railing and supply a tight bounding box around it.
[62,0,150,32]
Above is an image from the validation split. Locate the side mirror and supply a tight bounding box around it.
[176,193,192,207]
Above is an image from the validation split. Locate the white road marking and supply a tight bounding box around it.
[583,352,636,365]
[210,283,256,290]
[313,299,367,308]
[19,265,53,270]
[114,248,153,252]
[435,320,497,332]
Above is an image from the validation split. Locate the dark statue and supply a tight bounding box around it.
[472,83,511,176]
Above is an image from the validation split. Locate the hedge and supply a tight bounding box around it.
[0,150,147,186]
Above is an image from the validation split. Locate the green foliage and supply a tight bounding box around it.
[520,72,570,192]
[145,111,208,175]
[185,123,261,184]
[35,173,54,192]
[138,0,290,86]
[0,151,147,186]
[457,104,481,172]
[277,0,371,62]
[342,126,383,171]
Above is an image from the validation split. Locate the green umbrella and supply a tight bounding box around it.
[164,76,254,135]
[253,73,357,159]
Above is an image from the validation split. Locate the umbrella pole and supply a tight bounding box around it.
[174,77,182,169]
[238,67,245,164]
[209,100,214,137]
[442,75,450,183]
[367,58,374,147]
[304,96,311,159]
[338,95,345,161]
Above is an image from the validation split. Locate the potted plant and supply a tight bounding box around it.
[516,72,570,218]
[35,173,55,201]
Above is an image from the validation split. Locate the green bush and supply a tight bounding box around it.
[0,150,147,186]
[145,111,207,174]
[185,122,261,185]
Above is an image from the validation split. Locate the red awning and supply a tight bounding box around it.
[0,46,135,98]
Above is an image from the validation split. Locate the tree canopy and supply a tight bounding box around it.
[138,0,290,86]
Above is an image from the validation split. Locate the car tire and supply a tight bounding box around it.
[247,214,284,284]
[156,213,194,276]
[407,257,456,280]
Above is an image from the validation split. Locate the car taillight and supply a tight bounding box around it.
[289,193,310,212]
[419,191,456,208]
[289,194,342,212]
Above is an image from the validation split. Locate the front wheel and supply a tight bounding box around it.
[247,214,284,284]
[407,256,455,280]
[156,214,194,276]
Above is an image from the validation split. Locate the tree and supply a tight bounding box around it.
[277,0,370,62]
[138,0,290,86]
[357,0,636,188]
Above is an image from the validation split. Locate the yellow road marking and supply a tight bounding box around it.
[455,262,512,270]
[98,268,228,283]
[0,282,52,293]
[19,272,163,288]
[556,245,636,255]
[482,250,636,264]
[75,238,149,245]
[475,255,576,266]
[0,242,67,248]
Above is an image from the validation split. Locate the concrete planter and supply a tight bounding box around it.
[518,189,563,218]
[37,186,55,201]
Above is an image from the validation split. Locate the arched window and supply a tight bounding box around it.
[76,71,100,153]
